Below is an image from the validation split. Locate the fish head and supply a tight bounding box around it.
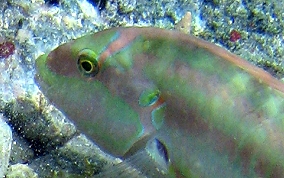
[35,28,165,157]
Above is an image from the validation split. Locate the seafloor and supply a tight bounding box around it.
[0,0,283,177]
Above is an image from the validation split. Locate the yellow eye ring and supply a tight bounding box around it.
[77,49,99,77]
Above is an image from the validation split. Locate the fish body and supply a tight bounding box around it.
[35,27,284,177]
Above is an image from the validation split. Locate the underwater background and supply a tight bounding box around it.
[0,0,284,177]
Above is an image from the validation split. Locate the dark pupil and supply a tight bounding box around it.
[155,139,169,164]
[81,61,92,72]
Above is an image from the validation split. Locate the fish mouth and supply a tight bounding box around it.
[34,54,48,84]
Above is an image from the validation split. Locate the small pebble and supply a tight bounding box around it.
[229,29,241,42]
[0,41,15,59]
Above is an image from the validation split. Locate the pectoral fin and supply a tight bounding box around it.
[96,138,174,178]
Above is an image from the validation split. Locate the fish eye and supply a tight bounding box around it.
[77,49,99,77]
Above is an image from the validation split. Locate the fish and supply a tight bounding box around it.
[35,27,284,177]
